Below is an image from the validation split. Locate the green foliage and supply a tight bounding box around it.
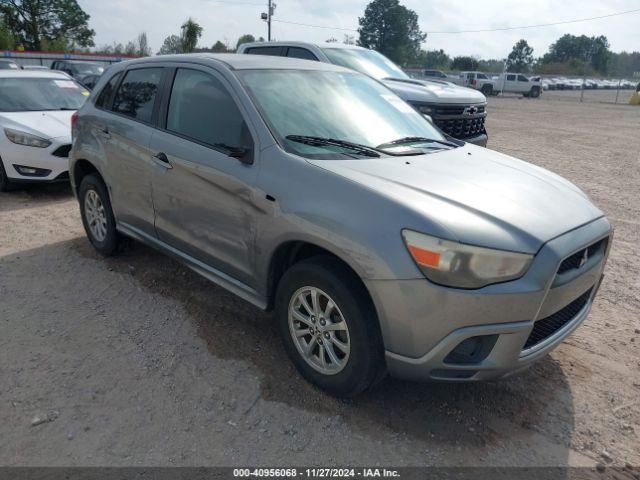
[211,40,228,53]
[541,34,610,74]
[357,0,426,66]
[0,0,94,50]
[180,18,202,53]
[421,49,451,69]
[506,39,533,72]
[236,34,255,49]
[40,34,69,51]
[477,59,505,73]
[158,35,182,55]
[0,20,15,49]
[451,56,479,71]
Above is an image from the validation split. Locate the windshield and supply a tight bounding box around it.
[322,48,409,80]
[0,77,89,112]
[239,69,446,159]
[71,63,104,75]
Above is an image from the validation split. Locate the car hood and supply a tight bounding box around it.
[308,144,603,254]
[0,110,74,140]
[382,77,486,105]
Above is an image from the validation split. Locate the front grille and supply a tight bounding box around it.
[523,288,593,350]
[433,116,486,139]
[52,144,72,158]
[432,105,486,116]
[557,237,608,274]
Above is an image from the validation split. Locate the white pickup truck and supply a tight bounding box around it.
[456,72,542,98]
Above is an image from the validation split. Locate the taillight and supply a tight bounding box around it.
[71,111,79,129]
[472,79,477,86]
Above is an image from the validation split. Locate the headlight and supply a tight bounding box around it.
[402,230,533,289]
[5,128,52,148]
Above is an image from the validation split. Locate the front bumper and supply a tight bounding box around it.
[365,217,612,382]
[462,133,487,147]
[2,137,71,183]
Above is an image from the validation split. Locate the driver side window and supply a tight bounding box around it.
[166,68,252,154]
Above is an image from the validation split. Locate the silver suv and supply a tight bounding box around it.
[70,54,611,397]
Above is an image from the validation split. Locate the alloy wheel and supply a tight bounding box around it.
[288,286,351,375]
[84,189,108,242]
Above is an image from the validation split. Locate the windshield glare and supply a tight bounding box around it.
[0,77,88,112]
[322,48,409,80]
[240,70,446,158]
[73,64,104,75]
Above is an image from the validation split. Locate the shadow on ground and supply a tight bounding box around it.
[66,236,577,456]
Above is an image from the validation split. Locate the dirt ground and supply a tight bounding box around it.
[1,97,639,470]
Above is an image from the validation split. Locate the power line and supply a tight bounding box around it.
[273,7,640,34]
[429,7,640,33]
[205,0,265,5]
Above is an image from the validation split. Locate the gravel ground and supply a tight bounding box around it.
[1,97,639,469]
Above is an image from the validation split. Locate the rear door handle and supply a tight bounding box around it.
[152,152,172,169]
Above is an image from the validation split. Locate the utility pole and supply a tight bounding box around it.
[261,1,276,41]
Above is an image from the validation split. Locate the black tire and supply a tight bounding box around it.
[0,159,15,192]
[78,173,120,256]
[530,87,541,98]
[275,256,385,397]
[481,84,493,96]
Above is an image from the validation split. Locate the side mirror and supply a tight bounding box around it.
[228,146,254,165]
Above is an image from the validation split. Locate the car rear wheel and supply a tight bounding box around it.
[79,173,120,256]
[275,256,385,397]
[481,84,493,96]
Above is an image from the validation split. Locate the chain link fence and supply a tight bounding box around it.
[405,68,639,105]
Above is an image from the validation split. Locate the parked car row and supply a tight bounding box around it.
[1,51,612,397]
[542,77,637,90]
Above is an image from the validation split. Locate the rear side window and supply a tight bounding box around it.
[95,72,122,109]
[246,46,284,56]
[166,69,248,149]
[112,68,162,123]
[286,47,317,61]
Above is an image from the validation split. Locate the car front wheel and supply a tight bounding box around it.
[0,159,14,192]
[275,256,385,397]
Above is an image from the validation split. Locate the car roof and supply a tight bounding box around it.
[240,41,366,51]
[0,70,74,79]
[117,53,352,73]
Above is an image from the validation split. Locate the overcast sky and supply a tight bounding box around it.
[79,0,640,59]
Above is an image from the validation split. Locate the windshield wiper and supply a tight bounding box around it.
[377,136,458,149]
[286,135,381,158]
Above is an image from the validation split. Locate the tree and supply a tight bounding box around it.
[0,20,15,49]
[541,34,611,74]
[421,49,451,69]
[136,32,151,56]
[506,39,533,72]
[357,0,426,66]
[236,34,255,49]
[211,40,228,53]
[180,18,202,53]
[158,34,182,55]
[451,56,478,71]
[0,0,95,50]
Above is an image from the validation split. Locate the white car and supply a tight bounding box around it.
[0,70,88,191]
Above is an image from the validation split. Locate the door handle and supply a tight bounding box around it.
[152,152,172,169]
